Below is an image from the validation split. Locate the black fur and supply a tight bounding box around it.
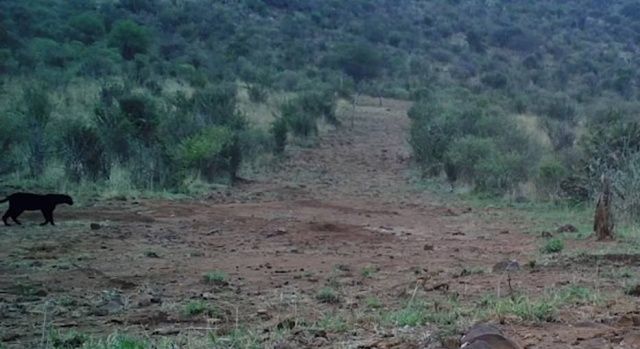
[1,193,73,226]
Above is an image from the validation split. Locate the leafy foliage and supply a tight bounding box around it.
[409,90,542,194]
[175,126,238,180]
[108,20,150,60]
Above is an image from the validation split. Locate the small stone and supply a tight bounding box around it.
[540,231,553,238]
[257,309,271,320]
[90,223,101,230]
[202,292,216,300]
[492,259,520,273]
[424,244,434,251]
[557,224,578,233]
[152,328,180,335]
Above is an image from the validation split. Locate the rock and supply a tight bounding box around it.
[99,298,124,315]
[557,224,578,233]
[266,228,287,238]
[202,292,217,300]
[492,260,520,273]
[145,251,160,258]
[500,230,510,234]
[257,309,270,320]
[424,244,434,251]
[90,223,101,230]
[152,327,180,335]
[540,231,553,238]
[136,294,161,307]
[277,318,296,330]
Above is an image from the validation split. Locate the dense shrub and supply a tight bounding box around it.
[175,126,236,181]
[59,120,106,181]
[480,73,508,89]
[271,117,288,154]
[193,84,244,129]
[535,157,568,199]
[580,113,640,194]
[4,0,640,196]
[117,93,159,144]
[22,86,52,176]
[280,101,317,138]
[297,90,338,125]
[0,113,22,175]
[108,20,151,60]
[247,83,268,103]
[409,91,542,194]
[68,12,105,44]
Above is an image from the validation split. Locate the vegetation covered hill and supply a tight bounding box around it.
[2,0,640,210]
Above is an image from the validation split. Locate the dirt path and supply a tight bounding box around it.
[1,97,639,348]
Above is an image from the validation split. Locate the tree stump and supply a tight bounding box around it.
[594,175,614,241]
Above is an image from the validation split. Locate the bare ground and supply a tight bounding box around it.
[1,97,640,348]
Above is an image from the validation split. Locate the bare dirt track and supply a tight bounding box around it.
[1,97,640,348]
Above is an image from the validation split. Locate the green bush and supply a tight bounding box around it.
[238,128,272,160]
[445,136,498,180]
[247,83,268,103]
[0,113,22,175]
[298,90,339,125]
[542,238,564,254]
[176,126,236,181]
[193,84,245,129]
[280,101,317,138]
[480,72,508,89]
[27,38,76,68]
[270,116,288,154]
[109,20,151,60]
[316,287,340,304]
[580,113,640,192]
[203,270,228,285]
[58,119,106,182]
[536,157,568,198]
[22,85,52,177]
[68,12,105,44]
[409,91,541,193]
[117,93,159,143]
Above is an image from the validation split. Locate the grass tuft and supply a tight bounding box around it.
[316,287,340,304]
[203,270,228,285]
[183,300,218,317]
